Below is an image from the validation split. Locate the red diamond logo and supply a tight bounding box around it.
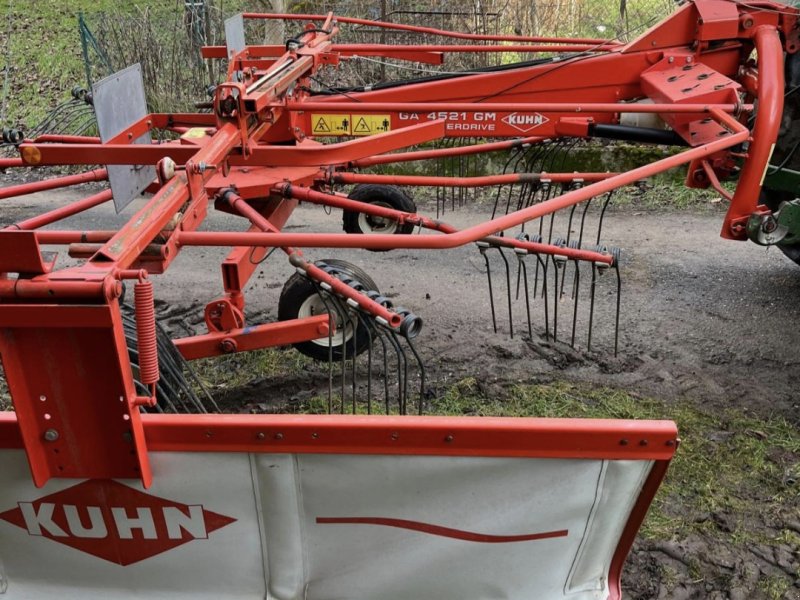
[0,480,236,566]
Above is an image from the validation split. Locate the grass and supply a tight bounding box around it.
[2,0,252,129]
[3,1,159,127]
[192,346,313,391]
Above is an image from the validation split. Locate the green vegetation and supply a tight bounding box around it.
[2,1,163,127]
[1,0,252,128]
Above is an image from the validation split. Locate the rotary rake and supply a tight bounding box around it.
[0,2,799,594]
[1,0,798,427]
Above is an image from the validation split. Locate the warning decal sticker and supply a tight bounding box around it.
[351,115,391,136]
[310,114,391,136]
[311,114,351,136]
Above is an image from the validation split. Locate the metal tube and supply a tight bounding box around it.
[351,136,545,168]
[288,101,748,114]
[332,172,615,188]
[0,169,108,200]
[721,26,784,239]
[9,189,113,230]
[283,185,614,263]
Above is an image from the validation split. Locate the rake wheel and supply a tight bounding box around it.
[278,259,378,361]
[342,184,416,250]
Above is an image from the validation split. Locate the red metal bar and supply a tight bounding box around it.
[0,158,24,169]
[332,172,615,187]
[204,43,617,58]
[0,168,108,200]
[174,314,331,360]
[7,189,113,231]
[284,185,614,264]
[700,160,733,202]
[0,279,114,300]
[178,109,748,251]
[288,100,747,114]
[721,26,784,239]
[19,120,446,167]
[334,43,617,53]
[242,13,621,46]
[31,134,101,144]
[0,410,677,459]
[35,230,115,245]
[350,136,545,168]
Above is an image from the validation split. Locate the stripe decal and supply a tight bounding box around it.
[316,517,568,543]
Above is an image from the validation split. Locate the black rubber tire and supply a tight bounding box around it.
[342,184,417,252]
[278,260,377,361]
[760,189,800,265]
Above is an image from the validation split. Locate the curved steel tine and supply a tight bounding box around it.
[552,255,559,343]
[570,260,580,349]
[588,262,597,351]
[596,190,615,245]
[614,257,622,357]
[384,329,407,414]
[403,332,426,415]
[350,306,358,414]
[370,323,392,414]
[519,253,533,338]
[326,294,350,415]
[479,245,498,333]
[577,193,594,246]
[311,280,337,413]
[492,145,522,219]
[495,246,513,338]
[560,182,582,299]
[537,255,550,341]
[353,311,375,414]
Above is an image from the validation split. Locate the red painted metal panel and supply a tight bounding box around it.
[0,303,150,487]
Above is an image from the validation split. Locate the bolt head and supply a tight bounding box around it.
[44,429,59,442]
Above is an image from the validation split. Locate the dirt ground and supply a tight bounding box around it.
[0,182,798,598]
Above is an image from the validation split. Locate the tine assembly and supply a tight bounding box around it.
[293,261,426,415]
[474,188,623,355]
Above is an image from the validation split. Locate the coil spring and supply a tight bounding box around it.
[134,280,160,386]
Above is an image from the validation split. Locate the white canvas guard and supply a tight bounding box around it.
[0,449,654,600]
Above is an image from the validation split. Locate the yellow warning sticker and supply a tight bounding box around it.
[311,114,351,136]
[182,127,208,139]
[350,114,392,136]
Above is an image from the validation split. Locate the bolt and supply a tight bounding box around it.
[762,217,778,234]
[668,56,674,63]
[39,395,46,402]
[275,433,284,440]
[312,432,319,439]
[220,338,237,353]
[619,438,629,446]
[666,440,675,447]
[122,431,133,443]
[44,429,59,442]
[639,439,649,446]
[444,435,454,443]
[391,432,399,441]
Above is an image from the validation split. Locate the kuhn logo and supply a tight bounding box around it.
[502,112,549,132]
[0,480,236,565]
